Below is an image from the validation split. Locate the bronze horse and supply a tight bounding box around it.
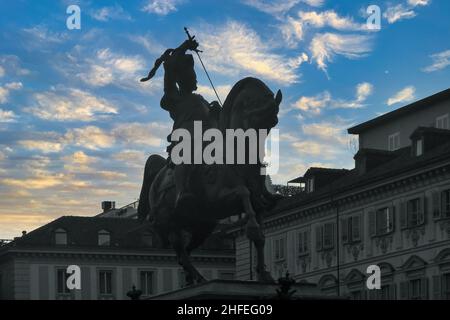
[138,77,282,285]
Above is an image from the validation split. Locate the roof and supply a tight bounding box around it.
[348,88,450,134]
[267,139,450,217]
[288,168,349,184]
[3,216,233,252]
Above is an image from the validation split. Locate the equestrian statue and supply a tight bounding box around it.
[138,28,282,285]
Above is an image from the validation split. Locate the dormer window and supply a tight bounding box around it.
[306,178,315,193]
[415,138,423,156]
[436,114,449,130]
[55,228,67,245]
[388,133,400,151]
[98,230,110,246]
[142,232,153,247]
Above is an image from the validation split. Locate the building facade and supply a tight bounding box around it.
[0,216,235,300]
[233,88,450,299]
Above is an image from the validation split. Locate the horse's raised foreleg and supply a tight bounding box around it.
[237,186,274,283]
[169,231,206,287]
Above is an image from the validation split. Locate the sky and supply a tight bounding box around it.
[0,0,449,239]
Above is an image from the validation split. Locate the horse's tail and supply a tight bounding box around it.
[137,154,166,221]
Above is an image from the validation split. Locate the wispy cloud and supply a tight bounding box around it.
[280,10,366,46]
[422,49,450,72]
[292,82,374,115]
[309,33,372,73]
[0,82,23,104]
[24,88,118,122]
[243,0,323,18]
[90,5,132,21]
[196,21,302,85]
[141,0,184,16]
[0,108,18,123]
[387,86,416,106]
[384,0,431,24]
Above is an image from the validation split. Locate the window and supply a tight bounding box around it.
[388,133,400,151]
[406,198,424,227]
[342,215,361,243]
[323,223,334,249]
[350,290,363,300]
[297,230,309,256]
[98,230,110,246]
[416,139,423,156]
[56,268,70,295]
[140,271,154,296]
[375,207,394,236]
[444,273,450,300]
[55,228,67,245]
[378,285,391,300]
[401,278,428,300]
[142,232,153,247]
[316,223,335,251]
[410,279,422,300]
[442,189,450,218]
[436,114,449,130]
[306,178,315,193]
[98,270,113,295]
[273,237,286,261]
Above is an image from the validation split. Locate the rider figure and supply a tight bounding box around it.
[142,38,221,215]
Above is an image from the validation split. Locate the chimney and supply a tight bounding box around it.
[102,201,116,213]
[22,231,27,236]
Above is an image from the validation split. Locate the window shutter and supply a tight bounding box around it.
[369,210,376,237]
[389,206,395,232]
[341,218,348,243]
[400,281,409,300]
[419,196,426,225]
[400,202,407,229]
[315,225,322,251]
[432,275,442,300]
[390,283,397,300]
[420,278,429,300]
[353,215,361,241]
[432,191,441,219]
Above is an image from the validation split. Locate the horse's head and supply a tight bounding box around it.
[221,78,282,132]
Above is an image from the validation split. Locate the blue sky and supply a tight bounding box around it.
[1,0,449,238]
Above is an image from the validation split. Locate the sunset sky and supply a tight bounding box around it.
[1,0,450,239]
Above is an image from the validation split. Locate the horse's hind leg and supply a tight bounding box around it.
[237,186,274,283]
[169,231,206,286]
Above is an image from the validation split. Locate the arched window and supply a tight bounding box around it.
[55,228,67,245]
[98,230,110,246]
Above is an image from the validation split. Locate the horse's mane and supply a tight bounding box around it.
[218,77,273,132]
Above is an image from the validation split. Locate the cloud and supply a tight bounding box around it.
[64,126,115,150]
[242,0,324,18]
[25,88,118,122]
[112,122,170,147]
[0,82,23,104]
[0,55,31,76]
[90,5,132,21]
[0,108,18,123]
[141,0,184,15]
[196,84,232,103]
[293,82,374,115]
[113,149,149,168]
[280,10,366,46]
[22,25,67,45]
[384,0,431,24]
[387,86,416,106]
[293,91,331,114]
[302,122,349,145]
[309,33,372,73]
[422,50,450,72]
[19,140,63,153]
[196,21,301,85]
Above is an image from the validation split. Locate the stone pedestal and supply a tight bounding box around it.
[149,279,336,300]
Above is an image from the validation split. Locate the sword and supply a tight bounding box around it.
[184,27,223,107]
